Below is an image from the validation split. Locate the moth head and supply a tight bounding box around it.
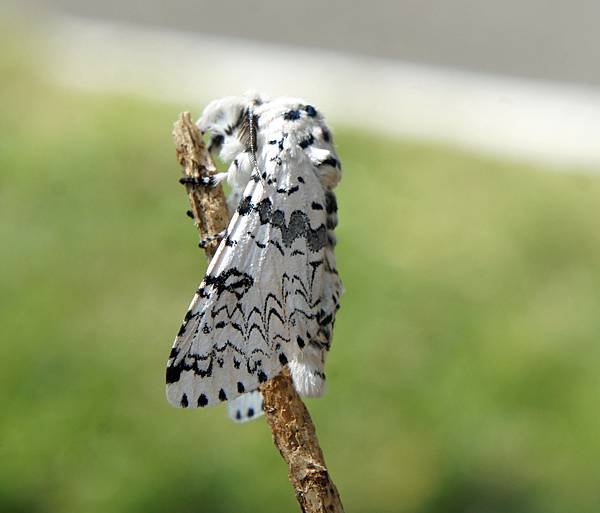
[197,92,266,162]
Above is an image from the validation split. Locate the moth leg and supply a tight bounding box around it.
[179,172,228,188]
[198,229,226,248]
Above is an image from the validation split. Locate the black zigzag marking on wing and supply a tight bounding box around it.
[166,261,328,406]
[204,268,254,300]
[237,196,327,251]
[167,339,242,383]
[170,267,316,363]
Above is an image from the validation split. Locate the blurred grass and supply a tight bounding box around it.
[2,19,600,513]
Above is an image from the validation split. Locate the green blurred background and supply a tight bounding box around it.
[2,18,600,513]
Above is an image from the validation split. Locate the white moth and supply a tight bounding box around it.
[166,92,343,422]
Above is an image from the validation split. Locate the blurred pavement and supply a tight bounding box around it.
[6,1,600,169]
[19,0,600,87]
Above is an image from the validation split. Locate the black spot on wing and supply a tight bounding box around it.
[166,340,215,383]
[198,394,208,407]
[284,109,301,120]
[306,225,327,252]
[304,105,317,117]
[319,313,333,327]
[299,133,315,149]
[318,157,339,169]
[166,365,179,384]
[237,196,252,215]
[256,198,273,223]
[325,191,338,214]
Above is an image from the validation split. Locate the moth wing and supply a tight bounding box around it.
[227,391,264,423]
[166,155,329,409]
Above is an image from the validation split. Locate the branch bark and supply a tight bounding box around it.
[172,112,344,513]
[172,112,230,258]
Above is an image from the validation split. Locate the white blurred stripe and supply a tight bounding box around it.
[44,15,600,170]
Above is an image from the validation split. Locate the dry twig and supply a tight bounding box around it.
[172,112,344,513]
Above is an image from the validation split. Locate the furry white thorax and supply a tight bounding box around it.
[166,92,343,422]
